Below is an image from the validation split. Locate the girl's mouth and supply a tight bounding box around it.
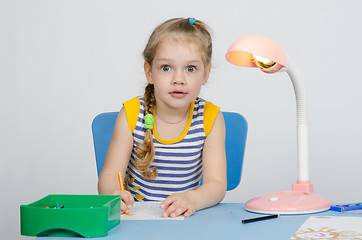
[170,91,187,98]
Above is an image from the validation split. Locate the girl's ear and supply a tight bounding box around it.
[202,64,211,85]
[144,62,154,84]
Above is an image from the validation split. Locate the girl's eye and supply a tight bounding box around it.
[186,66,196,72]
[161,65,171,71]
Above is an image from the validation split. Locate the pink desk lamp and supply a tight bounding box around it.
[226,35,331,214]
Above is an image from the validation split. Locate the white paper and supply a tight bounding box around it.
[291,216,362,239]
[121,202,185,220]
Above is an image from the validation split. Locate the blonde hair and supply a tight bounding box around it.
[135,18,213,180]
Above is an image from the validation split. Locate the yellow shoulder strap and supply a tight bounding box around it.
[203,101,220,136]
[123,97,140,133]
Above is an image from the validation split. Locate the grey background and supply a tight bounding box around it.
[1,0,361,238]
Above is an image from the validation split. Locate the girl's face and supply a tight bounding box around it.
[144,35,211,112]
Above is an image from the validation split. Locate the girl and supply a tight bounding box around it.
[98,17,227,218]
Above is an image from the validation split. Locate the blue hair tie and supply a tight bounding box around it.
[188,18,195,25]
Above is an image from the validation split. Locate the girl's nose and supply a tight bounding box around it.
[172,79,185,85]
[172,71,185,85]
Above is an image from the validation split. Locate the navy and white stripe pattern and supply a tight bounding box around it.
[126,97,206,201]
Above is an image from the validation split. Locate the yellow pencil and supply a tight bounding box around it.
[117,173,133,216]
[118,173,125,191]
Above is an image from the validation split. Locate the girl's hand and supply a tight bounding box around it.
[160,192,196,218]
[112,190,134,214]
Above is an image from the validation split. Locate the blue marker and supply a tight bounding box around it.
[331,203,362,212]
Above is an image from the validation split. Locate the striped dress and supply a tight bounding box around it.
[123,96,220,202]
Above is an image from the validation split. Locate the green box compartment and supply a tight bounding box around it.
[20,195,120,238]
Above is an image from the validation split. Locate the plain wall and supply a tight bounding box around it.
[1,0,362,238]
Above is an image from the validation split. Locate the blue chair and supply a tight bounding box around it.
[92,111,247,191]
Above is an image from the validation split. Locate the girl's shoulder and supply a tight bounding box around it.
[196,98,220,136]
[123,96,141,133]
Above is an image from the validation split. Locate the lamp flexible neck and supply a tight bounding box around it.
[285,59,308,126]
[285,58,309,181]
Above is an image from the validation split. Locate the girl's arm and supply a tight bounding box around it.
[161,111,227,217]
[97,107,135,212]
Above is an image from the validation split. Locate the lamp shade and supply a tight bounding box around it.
[226,35,287,71]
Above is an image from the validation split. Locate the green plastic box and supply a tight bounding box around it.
[20,194,120,238]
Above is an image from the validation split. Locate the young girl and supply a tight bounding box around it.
[98,17,227,218]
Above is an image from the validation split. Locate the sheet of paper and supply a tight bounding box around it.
[121,202,185,220]
[291,216,362,239]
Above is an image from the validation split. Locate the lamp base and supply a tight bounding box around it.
[245,191,331,215]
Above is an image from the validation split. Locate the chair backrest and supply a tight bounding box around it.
[92,111,247,191]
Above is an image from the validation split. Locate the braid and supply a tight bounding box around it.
[134,84,157,180]
[144,84,156,116]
